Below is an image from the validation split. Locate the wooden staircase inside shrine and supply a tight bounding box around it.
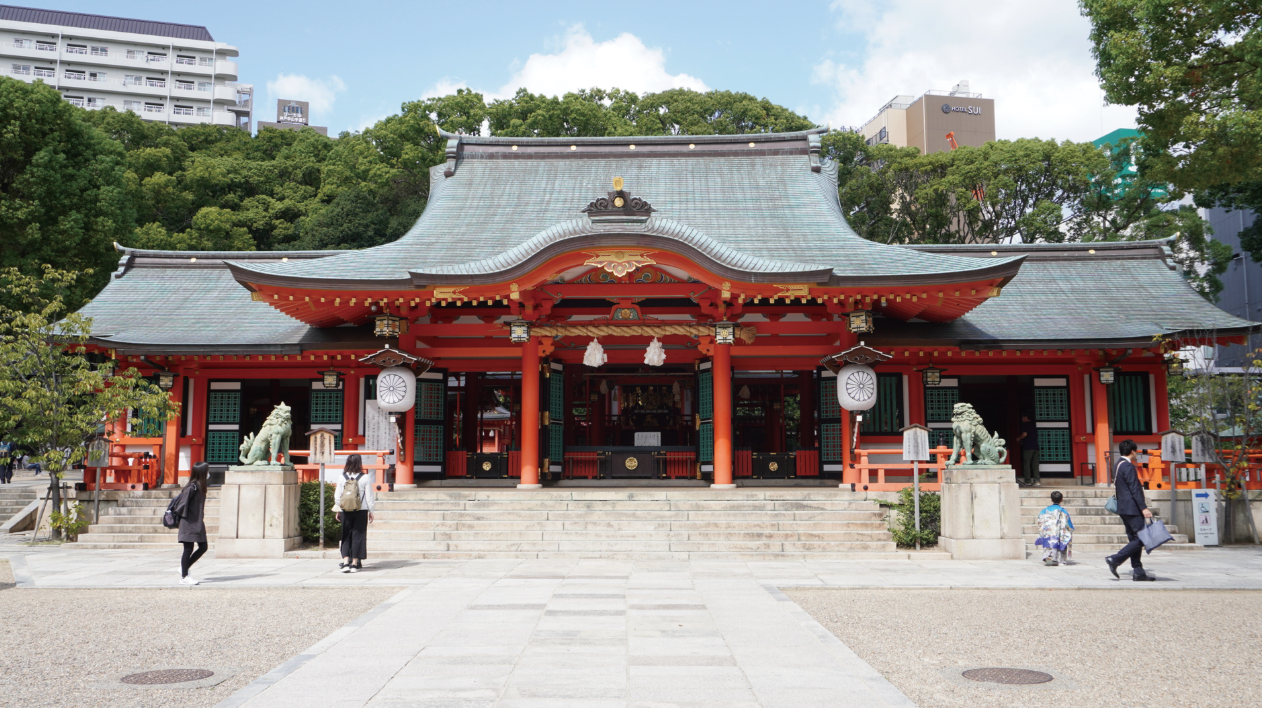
[71,488,220,550]
[1020,488,1198,556]
[347,488,917,560]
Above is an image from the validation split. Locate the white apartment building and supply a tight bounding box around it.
[0,5,252,130]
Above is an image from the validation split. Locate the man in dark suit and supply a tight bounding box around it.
[1106,439,1155,581]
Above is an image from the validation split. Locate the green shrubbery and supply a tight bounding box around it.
[298,481,340,544]
[888,486,940,548]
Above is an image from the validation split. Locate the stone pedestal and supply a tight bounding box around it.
[938,464,1024,560]
[215,465,302,558]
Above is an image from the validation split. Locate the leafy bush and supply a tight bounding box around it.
[49,502,90,541]
[889,486,940,548]
[298,481,340,544]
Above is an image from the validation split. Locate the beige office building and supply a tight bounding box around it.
[860,80,995,154]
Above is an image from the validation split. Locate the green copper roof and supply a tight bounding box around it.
[84,240,1256,354]
[228,130,1022,289]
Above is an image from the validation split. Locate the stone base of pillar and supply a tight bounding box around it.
[710,484,737,489]
[215,465,302,559]
[392,484,418,490]
[516,484,542,490]
[937,464,1024,560]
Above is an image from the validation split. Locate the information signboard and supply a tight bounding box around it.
[1192,489,1219,546]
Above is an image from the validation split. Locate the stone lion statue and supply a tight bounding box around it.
[946,402,1008,466]
[239,403,292,466]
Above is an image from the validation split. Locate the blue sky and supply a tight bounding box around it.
[53,0,1137,140]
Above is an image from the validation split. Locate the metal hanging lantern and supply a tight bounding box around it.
[1165,355,1184,376]
[318,369,343,389]
[919,364,944,387]
[374,313,404,338]
[847,309,874,334]
[713,321,736,345]
[1096,366,1117,385]
[156,371,176,390]
[509,320,531,344]
[375,366,416,412]
[836,364,879,411]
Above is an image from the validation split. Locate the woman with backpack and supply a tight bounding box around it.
[333,454,374,573]
[173,462,210,585]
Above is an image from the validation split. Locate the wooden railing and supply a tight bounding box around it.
[285,449,393,488]
[851,446,956,492]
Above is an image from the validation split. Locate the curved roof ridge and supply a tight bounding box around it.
[436,127,828,146]
[409,216,835,281]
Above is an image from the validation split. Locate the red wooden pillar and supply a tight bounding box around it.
[1154,368,1171,431]
[189,375,208,465]
[798,370,814,450]
[1069,371,1089,480]
[712,342,734,488]
[395,401,415,486]
[907,369,926,427]
[842,410,856,485]
[1092,373,1112,485]
[343,370,361,450]
[519,337,541,488]
[461,372,479,452]
[163,374,183,485]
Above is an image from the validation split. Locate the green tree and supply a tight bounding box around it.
[0,78,135,307]
[1081,0,1262,192]
[0,266,178,536]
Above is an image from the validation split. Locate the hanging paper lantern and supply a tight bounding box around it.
[836,364,878,411]
[583,338,607,367]
[644,337,666,366]
[375,366,416,412]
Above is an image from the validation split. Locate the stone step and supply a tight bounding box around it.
[368,528,894,543]
[73,541,214,551]
[1026,542,1202,553]
[84,524,221,535]
[380,490,875,502]
[364,538,898,554]
[327,550,936,561]
[1023,533,1190,545]
[74,532,212,544]
[372,499,881,512]
[370,519,888,533]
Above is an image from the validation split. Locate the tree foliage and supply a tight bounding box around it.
[0,78,134,307]
[821,131,1231,298]
[0,266,178,479]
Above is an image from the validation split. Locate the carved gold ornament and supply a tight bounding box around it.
[768,461,779,472]
[624,456,639,471]
[482,461,492,471]
[583,250,657,278]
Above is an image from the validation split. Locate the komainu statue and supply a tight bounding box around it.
[946,402,1008,466]
[239,403,292,465]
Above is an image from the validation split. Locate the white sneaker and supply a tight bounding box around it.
[180,576,199,586]
[341,565,351,573]
[349,566,360,573]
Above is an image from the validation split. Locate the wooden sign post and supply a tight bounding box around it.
[306,428,338,551]
[901,424,931,551]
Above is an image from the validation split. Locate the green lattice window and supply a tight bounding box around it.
[413,423,443,463]
[207,390,240,424]
[548,423,563,462]
[925,387,959,423]
[549,371,564,417]
[416,381,443,420]
[130,409,165,437]
[1108,372,1151,434]
[860,374,902,434]
[699,422,714,463]
[1038,428,1071,462]
[698,370,713,419]
[206,430,240,464]
[821,423,843,462]
[309,390,343,424]
[819,377,840,420]
[929,428,954,449]
[365,376,377,400]
[1034,387,1069,422]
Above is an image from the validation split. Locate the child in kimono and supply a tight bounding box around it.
[1035,491,1074,565]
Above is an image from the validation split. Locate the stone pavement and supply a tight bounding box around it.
[4,545,1262,708]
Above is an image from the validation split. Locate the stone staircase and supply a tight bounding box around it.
[349,488,910,560]
[72,488,220,550]
[0,486,38,529]
[1020,488,1197,556]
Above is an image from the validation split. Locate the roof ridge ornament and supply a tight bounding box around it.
[582,177,656,223]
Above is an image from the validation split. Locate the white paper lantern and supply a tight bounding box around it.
[836,364,878,411]
[583,338,607,367]
[644,337,666,366]
[375,366,416,412]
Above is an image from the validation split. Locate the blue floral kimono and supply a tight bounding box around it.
[1034,504,1074,563]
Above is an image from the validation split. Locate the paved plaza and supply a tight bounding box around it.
[4,541,1262,707]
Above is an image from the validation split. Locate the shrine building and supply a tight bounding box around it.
[79,128,1256,491]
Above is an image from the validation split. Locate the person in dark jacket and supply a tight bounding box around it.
[174,462,210,586]
[1106,440,1155,581]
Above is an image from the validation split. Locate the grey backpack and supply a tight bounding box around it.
[340,473,362,512]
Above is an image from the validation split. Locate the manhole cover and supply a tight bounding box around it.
[121,669,214,685]
[962,668,1053,685]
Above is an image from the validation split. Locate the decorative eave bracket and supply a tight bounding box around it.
[819,341,893,373]
[359,344,434,373]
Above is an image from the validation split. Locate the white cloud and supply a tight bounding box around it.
[492,26,707,99]
[813,0,1137,143]
[423,77,470,99]
[265,73,347,121]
